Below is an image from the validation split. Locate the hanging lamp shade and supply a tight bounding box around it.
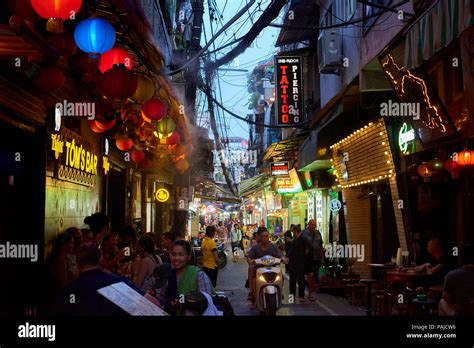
[444,158,461,179]
[417,162,432,182]
[74,18,115,58]
[99,47,132,73]
[456,149,474,166]
[33,64,65,92]
[155,116,176,138]
[31,0,82,33]
[100,64,138,100]
[166,131,181,145]
[130,76,155,103]
[94,118,115,131]
[142,98,167,121]
[115,135,133,151]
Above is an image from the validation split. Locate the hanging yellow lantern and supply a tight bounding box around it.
[175,158,189,172]
[154,116,176,139]
[130,76,155,104]
[417,162,432,182]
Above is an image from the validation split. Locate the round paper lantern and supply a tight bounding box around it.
[141,110,152,123]
[74,18,115,58]
[406,163,418,178]
[31,0,82,33]
[456,149,474,166]
[33,65,65,92]
[444,158,461,179]
[175,158,189,172]
[142,98,167,121]
[47,32,77,57]
[88,120,105,133]
[99,47,132,73]
[417,162,432,182]
[156,116,176,138]
[131,149,145,163]
[427,157,444,172]
[166,131,181,145]
[115,136,133,151]
[100,65,138,100]
[94,118,115,131]
[130,76,155,103]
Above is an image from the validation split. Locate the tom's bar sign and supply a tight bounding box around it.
[275,56,303,126]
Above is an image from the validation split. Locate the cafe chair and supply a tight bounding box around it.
[360,278,378,316]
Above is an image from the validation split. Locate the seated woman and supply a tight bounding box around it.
[152,240,214,315]
[133,235,162,292]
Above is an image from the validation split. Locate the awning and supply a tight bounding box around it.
[263,138,302,162]
[276,0,319,47]
[238,173,269,198]
[404,0,474,69]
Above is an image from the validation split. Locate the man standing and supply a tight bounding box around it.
[283,224,295,274]
[302,219,324,302]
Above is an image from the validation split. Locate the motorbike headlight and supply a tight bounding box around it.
[275,275,280,282]
[259,275,265,281]
[261,272,278,283]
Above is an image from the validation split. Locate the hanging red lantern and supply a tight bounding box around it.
[427,157,444,172]
[444,158,462,179]
[456,149,474,166]
[100,64,138,100]
[417,162,432,182]
[99,47,132,73]
[94,118,115,131]
[142,98,167,121]
[131,149,145,163]
[115,135,133,151]
[47,32,77,57]
[68,53,99,74]
[31,0,82,33]
[33,64,65,92]
[166,131,181,145]
[88,120,105,133]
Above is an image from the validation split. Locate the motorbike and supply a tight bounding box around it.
[254,255,283,316]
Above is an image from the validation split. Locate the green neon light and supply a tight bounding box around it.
[398,122,415,154]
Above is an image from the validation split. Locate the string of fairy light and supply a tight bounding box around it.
[330,120,396,189]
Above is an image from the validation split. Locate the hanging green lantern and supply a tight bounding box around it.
[154,116,176,139]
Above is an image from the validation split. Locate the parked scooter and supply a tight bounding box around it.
[254,255,283,315]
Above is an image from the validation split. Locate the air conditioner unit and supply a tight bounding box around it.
[317,29,342,74]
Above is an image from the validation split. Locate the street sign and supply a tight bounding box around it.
[275,56,303,125]
[155,188,170,202]
[270,161,289,176]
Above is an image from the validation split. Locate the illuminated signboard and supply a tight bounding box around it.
[50,128,109,187]
[275,56,303,125]
[315,190,323,231]
[271,161,289,176]
[276,169,303,194]
[155,188,170,202]
[307,192,315,220]
[303,171,313,188]
[398,122,415,154]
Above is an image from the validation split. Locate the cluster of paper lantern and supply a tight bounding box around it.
[408,148,474,184]
[28,5,190,173]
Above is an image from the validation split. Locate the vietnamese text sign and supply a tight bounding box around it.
[275,56,303,125]
[271,161,289,176]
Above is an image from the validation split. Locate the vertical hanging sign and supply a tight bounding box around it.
[275,56,303,125]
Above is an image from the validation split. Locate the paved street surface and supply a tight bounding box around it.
[215,253,364,316]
